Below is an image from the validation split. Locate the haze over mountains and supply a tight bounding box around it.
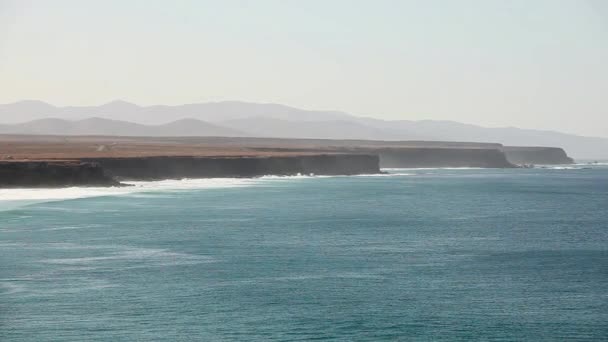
[1,100,606,159]
[0,117,245,137]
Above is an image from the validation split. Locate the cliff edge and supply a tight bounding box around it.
[81,154,380,180]
[0,154,380,188]
[373,147,515,168]
[502,146,574,165]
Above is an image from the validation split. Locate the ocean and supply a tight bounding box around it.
[1,166,607,341]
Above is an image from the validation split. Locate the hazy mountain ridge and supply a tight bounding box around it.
[219,117,412,140]
[1,100,607,158]
[0,100,354,124]
[0,117,245,137]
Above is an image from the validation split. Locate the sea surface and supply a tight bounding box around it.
[1,166,607,341]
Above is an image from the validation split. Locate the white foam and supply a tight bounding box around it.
[532,164,593,170]
[258,174,333,179]
[0,175,337,206]
[531,163,608,170]
[541,166,583,170]
[0,186,134,202]
[1,174,384,210]
[355,173,413,177]
[0,282,27,295]
[573,162,608,166]
[0,178,257,210]
[125,177,257,189]
[41,247,215,267]
[0,277,117,297]
[382,167,483,171]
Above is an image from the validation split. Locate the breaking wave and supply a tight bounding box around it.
[382,167,483,171]
[0,178,257,210]
[0,175,356,210]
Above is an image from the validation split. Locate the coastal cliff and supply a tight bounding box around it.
[358,148,515,168]
[0,161,118,188]
[502,147,574,165]
[2,134,579,189]
[251,146,517,168]
[81,154,380,180]
[0,154,380,188]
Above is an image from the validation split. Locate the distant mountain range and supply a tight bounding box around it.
[1,100,607,159]
[0,117,244,137]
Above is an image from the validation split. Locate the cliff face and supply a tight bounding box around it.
[0,161,118,188]
[82,154,380,180]
[374,148,515,168]
[502,147,574,165]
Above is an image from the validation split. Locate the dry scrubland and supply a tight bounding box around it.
[0,134,504,160]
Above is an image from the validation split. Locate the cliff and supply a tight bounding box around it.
[0,161,118,188]
[372,147,515,168]
[249,146,517,168]
[502,146,574,165]
[2,135,571,169]
[80,154,380,180]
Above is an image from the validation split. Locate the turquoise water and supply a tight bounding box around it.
[1,167,607,341]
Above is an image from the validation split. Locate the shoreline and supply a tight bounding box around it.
[0,154,381,188]
[0,163,592,191]
[1,166,601,211]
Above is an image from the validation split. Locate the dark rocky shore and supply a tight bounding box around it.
[82,154,380,181]
[0,161,119,188]
[0,154,380,187]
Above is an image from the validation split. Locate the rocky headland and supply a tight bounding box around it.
[501,146,574,165]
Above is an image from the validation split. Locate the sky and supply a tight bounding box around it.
[0,0,607,137]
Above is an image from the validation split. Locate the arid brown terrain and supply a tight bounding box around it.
[0,134,504,160]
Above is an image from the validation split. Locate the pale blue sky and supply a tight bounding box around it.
[0,0,607,137]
